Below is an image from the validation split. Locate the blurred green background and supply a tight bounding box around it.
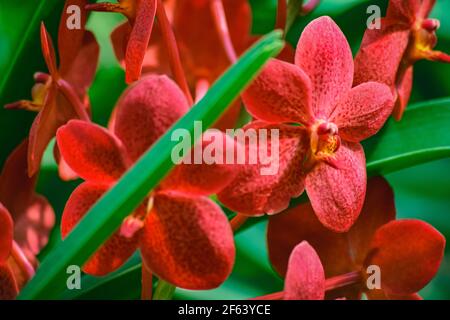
[0,0,449,299]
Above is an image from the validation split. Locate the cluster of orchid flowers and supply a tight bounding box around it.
[1,0,449,300]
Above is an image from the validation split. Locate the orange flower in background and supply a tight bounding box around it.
[265,177,445,300]
[0,140,55,299]
[354,0,450,120]
[5,0,99,180]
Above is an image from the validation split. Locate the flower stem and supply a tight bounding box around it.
[325,271,361,292]
[156,0,193,105]
[211,0,237,63]
[141,262,153,300]
[301,0,321,15]
[276,0,287,33]
[230,213,249,232]
[11,241,35,281]
[153,278,176,300]
[250,291,283,300]
[250,271,361,300]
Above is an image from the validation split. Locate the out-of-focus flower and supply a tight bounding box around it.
[354,0,450,120]
[0,140,55,299]
[5,0,99,179]
[266,177,445,300]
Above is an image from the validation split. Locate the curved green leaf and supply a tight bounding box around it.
[18,31,284,300]
[364,98,450,175]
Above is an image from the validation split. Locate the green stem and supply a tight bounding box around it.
[153,279,176,300]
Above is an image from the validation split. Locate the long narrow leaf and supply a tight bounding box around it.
[365,98,450,175]
[18,31,284,300]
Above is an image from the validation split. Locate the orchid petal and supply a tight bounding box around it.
[306,141,366,232]
[218,122,308,216]
[295,16,354,118]
[161,130,240,196]
[57,120,129,183]
[267,202,354,278]
[366,219,445,295]
[140,190,235,289]
[59,31,100,99]
[113,75,189,162]
[61,182,140,276]
[124,0,157,83]
[392,66,413,121]
[354,19,410,90]
[242,59,313,124]
[284,241,325,300]
[28,88,78,177]
[331,82,394,142]
[347,176,396,266]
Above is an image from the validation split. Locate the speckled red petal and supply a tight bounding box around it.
[0,264,18,300]
[161,130,240,196]
[0,204,13,263]
[354,19,410,90]
[218,122,308,216]
[242,59,313,124]
[305,141,367,232]
[366,219,445,295]
[113,75,189,162]
[331,82,394,142]
[295,16,354,118]
[140,190,235,289]
[111,22,132,68]
[61,182,140,276]
[284,241,325,300]
[57,120,129,183]
[124,0,157,83]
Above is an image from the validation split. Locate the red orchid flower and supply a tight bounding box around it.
[0,140,55,299]
[56,75,237,290]
[217,16,394,232]
[5,0,99,179]
[354,0,450,120]
[263,177,445,300]
[86,0,157,84]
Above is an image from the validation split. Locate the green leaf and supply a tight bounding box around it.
[364,98,450,175]
[154,280,176,300]
[18,31,284,300]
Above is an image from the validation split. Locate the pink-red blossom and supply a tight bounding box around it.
[218,16,394,232]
